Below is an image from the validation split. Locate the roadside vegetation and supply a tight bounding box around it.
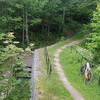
[0,33,31,100]
[38,33,85,100]
[60,45,100,100]
[38,49,73,100]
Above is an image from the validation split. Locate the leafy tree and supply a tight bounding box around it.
[0,33,30,99]
[85,3,100,64]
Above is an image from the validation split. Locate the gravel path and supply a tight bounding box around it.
[54,40,85,100]
[30,49,41,100]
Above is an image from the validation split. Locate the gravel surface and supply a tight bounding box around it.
[30,49,41,100]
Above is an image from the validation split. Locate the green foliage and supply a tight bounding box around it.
[85,3,100,63]
[95,66,100,76]
[30,18,42,25]
[0,33,30,100]
[4,80,30,100]
[0,0,97,46]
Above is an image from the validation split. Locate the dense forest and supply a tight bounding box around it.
[0,0,97,47]
[0,0,100,100]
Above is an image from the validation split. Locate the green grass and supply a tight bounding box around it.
[38,33,86,100]
[60,46,100,100]
[38,49,73,100]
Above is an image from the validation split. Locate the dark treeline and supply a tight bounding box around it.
[0,0,97,47]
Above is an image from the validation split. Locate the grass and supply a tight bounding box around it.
[60,46,100,100]
[38,33,86,100]
[38,49,73,100]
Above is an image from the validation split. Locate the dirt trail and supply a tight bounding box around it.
[54,40,85,100]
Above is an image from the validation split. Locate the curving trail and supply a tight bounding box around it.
[54,40,85,100]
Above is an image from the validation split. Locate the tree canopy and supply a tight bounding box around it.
[0,0,97,47]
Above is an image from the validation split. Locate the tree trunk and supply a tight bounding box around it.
[42,25,45,33]
[47,25,50,37]
[25,10,29,44]
[62,7,65,33]
[59,23,62,33]
[22,8,25,45]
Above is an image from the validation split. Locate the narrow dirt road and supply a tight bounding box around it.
[54,40,85,100]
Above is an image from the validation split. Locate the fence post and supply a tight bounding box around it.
[44,47,52,75]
